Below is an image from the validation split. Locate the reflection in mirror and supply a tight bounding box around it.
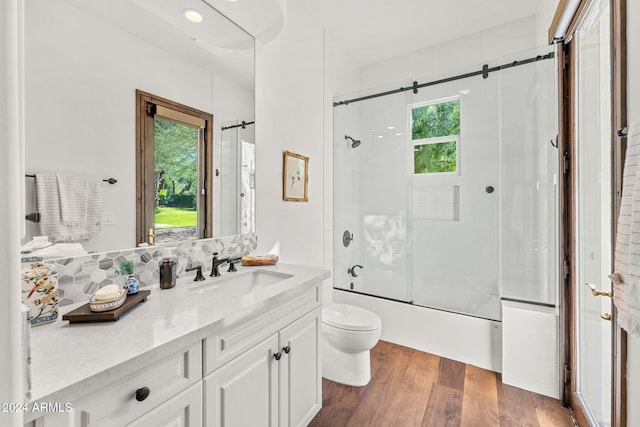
[135,90,214,246]
[219,120,256,236]
[22,0,255,254]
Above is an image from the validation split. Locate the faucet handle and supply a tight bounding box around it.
[186,265,205,281]
[227,257,242,273]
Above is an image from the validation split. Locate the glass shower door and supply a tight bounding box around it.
[333,87,412,302]
[499,45,558,307]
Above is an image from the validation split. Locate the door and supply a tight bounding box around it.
[204,334,279,427]
[573,0,613,424]
[279,311,322,427]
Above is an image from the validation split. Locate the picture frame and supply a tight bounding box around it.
[283,151,309,202]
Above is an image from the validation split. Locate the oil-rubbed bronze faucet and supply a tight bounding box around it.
[210,252,229,277]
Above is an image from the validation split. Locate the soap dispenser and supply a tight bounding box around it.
[159,258,177,289]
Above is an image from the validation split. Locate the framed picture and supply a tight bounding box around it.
[283,151,309,202]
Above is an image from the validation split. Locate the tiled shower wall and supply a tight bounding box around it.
[45,233,258,306]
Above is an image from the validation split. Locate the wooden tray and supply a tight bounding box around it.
[62,290,150,323]
[240,255,279,266]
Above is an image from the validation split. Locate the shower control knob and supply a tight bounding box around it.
[348,264,364,277]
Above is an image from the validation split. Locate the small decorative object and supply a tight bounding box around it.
[115,259,140,295]
[283,151,309,202]
[241,255,279,266]
[21,261,59,326]
[89,288,127,312]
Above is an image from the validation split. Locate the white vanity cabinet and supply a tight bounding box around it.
[25,342,203,427]
[203,286,322,427]
[204,309,321,427]
[24,265,328,427]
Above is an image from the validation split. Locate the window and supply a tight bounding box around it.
[411,97,460,174]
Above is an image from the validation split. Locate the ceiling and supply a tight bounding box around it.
[311,0,542,66]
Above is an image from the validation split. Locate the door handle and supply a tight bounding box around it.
[601,313,612,321]
[584,283,612,298]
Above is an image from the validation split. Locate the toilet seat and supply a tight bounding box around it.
[322,303,381,331]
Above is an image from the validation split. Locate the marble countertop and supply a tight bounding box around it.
[27,263,329,408]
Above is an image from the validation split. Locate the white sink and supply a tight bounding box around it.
[185,269,293,296]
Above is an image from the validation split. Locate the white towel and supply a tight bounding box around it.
[35,173,103,242]
[613,123,640,337]
[56,174,89,226]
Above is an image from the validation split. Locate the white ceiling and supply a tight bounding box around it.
[311,0,541,66]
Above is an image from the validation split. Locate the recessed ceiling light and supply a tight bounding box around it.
[377,135,384,139]
[182,9,203,23]
[395,133,402,136]
[387,126,395,130]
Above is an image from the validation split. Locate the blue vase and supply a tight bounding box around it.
[126,274,140,295]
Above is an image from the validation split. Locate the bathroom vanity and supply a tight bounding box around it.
[23,263,329,427]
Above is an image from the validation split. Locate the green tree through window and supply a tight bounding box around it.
[154,117,199,229]
[412,99,460,174]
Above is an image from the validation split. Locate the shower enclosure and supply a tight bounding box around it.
[333,46,558,321]
[218,120,256,236]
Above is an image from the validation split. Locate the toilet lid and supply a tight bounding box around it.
[322,303,381,331]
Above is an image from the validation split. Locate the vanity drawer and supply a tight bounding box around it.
[204,286,320,374]
[71,341,202,427]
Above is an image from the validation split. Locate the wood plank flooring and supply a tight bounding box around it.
[309,340,575,427]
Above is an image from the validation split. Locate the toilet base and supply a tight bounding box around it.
[322,337,371,387]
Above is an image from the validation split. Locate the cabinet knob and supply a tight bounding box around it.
[283,345,291,354]
[135,387,151,402]
[273,352,282,361]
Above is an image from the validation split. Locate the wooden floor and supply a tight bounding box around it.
[309,341,575,427]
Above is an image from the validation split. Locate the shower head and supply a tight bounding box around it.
[345,135,361,148]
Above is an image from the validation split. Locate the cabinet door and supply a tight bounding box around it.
[127,382,202,427]
[205,335,279,427]
[279,310,321,427]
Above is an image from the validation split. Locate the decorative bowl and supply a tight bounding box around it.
[89,288,127,312]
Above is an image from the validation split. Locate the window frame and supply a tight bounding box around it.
[409,95,461,176]
[135,90,213,245]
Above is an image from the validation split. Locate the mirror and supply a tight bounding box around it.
[22,0,255,253]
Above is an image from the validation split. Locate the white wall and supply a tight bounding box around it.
[359,16,538,90]
[254,1,326,266]
[0,0,25,424]
[626,1,640,425]
[23,0,253,252]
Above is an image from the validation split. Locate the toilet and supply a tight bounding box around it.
[321,303,382,386]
